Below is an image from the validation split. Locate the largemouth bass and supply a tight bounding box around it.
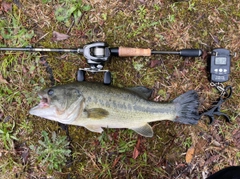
[29,82,200,137]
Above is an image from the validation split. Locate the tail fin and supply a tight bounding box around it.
[173,90,200,124]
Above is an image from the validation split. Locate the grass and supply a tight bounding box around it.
[0,121,18,149]
[30,130,71,172]
[52,0,91,27]
[0,0,240,178]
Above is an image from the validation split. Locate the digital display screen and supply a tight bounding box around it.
[215,57,227,65]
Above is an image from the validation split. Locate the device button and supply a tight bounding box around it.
[219,68,223,73]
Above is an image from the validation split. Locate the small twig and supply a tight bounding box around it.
[35,32,50,43]
[67,20,75,34]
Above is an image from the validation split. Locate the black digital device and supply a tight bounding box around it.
[210,48,231,83]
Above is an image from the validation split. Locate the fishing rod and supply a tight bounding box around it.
[0,42,202,84]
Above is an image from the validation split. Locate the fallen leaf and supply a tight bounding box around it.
[138,0,146,3]
[21,147,30,165]
[52,31,70,41]
[0,73,8,84]
[150,60,161,68]
[194,138,208,155]
[185,146,195,164]
[233,130,240,149]
[16,144,30,165]
[133,136,141,159]
[133,147,140,159]
[201,50,208,60]
[204,155,220,165]
[210,33,219,44]
[4,115,11,122]
[112,156,120,167]
[13,0,22,8]
[0,112,3,120]
[22,65,27,73]
[1,2,12,12]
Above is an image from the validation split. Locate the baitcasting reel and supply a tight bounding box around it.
[77,42,112,84]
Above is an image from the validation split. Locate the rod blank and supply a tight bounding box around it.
[0,47,83,54]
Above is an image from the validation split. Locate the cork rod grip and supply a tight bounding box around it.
[118,47,151,57]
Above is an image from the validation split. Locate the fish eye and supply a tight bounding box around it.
[48,89,54,96]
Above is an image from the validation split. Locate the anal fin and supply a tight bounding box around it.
[130,123,153,137]
[84,125,104,133]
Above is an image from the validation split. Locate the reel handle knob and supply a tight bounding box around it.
[104,71,111,85]
[77,70,85,82]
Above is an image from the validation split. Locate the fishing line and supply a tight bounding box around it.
[40,56,55,86]
[40,55,74,174]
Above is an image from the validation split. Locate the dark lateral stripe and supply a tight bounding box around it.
[86,95,173,114]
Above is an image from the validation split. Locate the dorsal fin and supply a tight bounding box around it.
[126,86,152,99]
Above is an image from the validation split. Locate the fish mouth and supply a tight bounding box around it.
[38,95,50,108]
[29,94,53,116]
[37,94,50,108]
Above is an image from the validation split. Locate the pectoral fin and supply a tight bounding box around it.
[84,125,104,133]
[130,123,153,137]
[86,108,109,119]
